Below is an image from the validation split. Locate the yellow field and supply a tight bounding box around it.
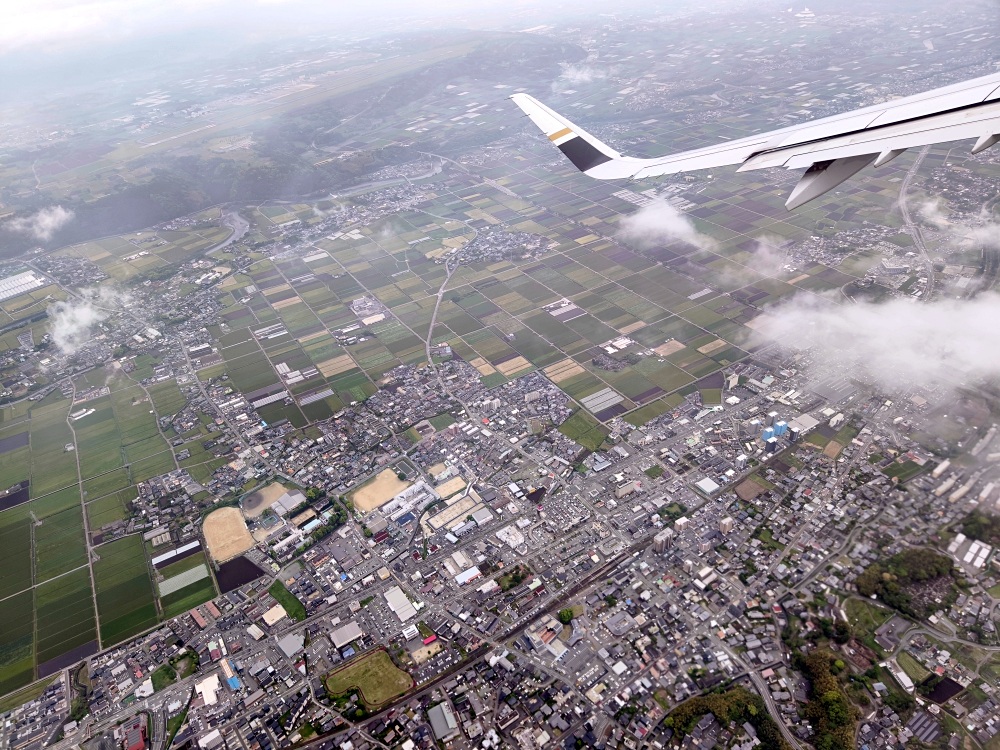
[697,339,727,356]
[654,339,686,356]
[325,650,413,708]
[497,356,531,377]
[350,469,411,513]
[618,321,646,335]
[243,481,292,518]
[436,476,467,499]
[318,354,356,377]
[203,507,254,562]
[469,357,496,376]
[271,296,302,310]
[544,358,585,383]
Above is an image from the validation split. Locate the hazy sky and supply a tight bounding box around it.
[1,0,607,56]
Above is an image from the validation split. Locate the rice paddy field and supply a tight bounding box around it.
[0,347,212,693]
[201,145,895,443]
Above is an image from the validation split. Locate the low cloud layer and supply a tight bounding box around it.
[918,198,1000,249]
[918,198,951,229]
[5,205,74,242]
[49,288,130,355]
[716,235,790,287]
[557,63,606,85]
[617,200,713,251]
[751,293,1000,392]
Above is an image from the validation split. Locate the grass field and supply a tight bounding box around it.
[160,576,217,619]
[844,597,893,640]
[896,651,930,683]
[93,535,157,645]
[558,410,609,452]
[882,459,927,483]
[268,580,306,622]
[325,650,413,708]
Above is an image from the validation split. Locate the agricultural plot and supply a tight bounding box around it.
[73,399,125,480]
[147,381,187,417]
[0,590,34,694]
[93,535,158,646]
[86,490,133,528]
[0,423,31,492]
[33,506,87,582]
[0,509,32,598]
[28,399,78,498]
[159,560,216,619]
[56,227,233,282]
[34,567,97,675]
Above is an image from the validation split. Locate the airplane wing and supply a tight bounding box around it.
[510,71,1000,209]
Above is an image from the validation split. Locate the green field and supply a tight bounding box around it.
[93,535,157,645]
[0,512,32,599]
[160,577,217,619]
[86,490,132,528]
[882,459,927,483]
[0,675,57,714]
[33,506,87,582]
[35,567,97,666]
[558,410,609,452]
[268,580,306,622]
[0,590,34,694]
[324,649,413,708]
[844,597,893,640]
[896,651,930,683]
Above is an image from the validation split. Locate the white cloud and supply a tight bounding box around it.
[715,234,790,287]
[917,198,951,229]
[750,293,1000,392]
[557,63,606,85]
[5,206,74,242]
[48,287,130,355]
[617,200,713,251]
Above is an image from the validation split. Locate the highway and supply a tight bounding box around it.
[897,145,936,298]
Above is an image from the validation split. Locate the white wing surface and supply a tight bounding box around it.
[511,71,1000,209]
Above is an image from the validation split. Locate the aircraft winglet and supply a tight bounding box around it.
[509,93,622,175]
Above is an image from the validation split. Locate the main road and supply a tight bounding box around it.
[897,145,936,298]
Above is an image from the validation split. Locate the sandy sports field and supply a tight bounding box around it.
[204,507,255,562]
[350,469,411,513]
[244,481,291,518]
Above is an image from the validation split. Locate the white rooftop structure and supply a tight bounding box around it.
[262,604,287,626]
[384,586,417,622]
[196,674,221,705]
[0,271,44,302]
[331,620,364,649]
[695,477,721,495]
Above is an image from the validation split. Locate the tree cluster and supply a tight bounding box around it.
[854,547,956,618]
[960,511,1000,545]
[665,686,789,750]
[798,650,857,750]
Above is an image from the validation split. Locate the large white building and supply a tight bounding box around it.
[0,271,44,302]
